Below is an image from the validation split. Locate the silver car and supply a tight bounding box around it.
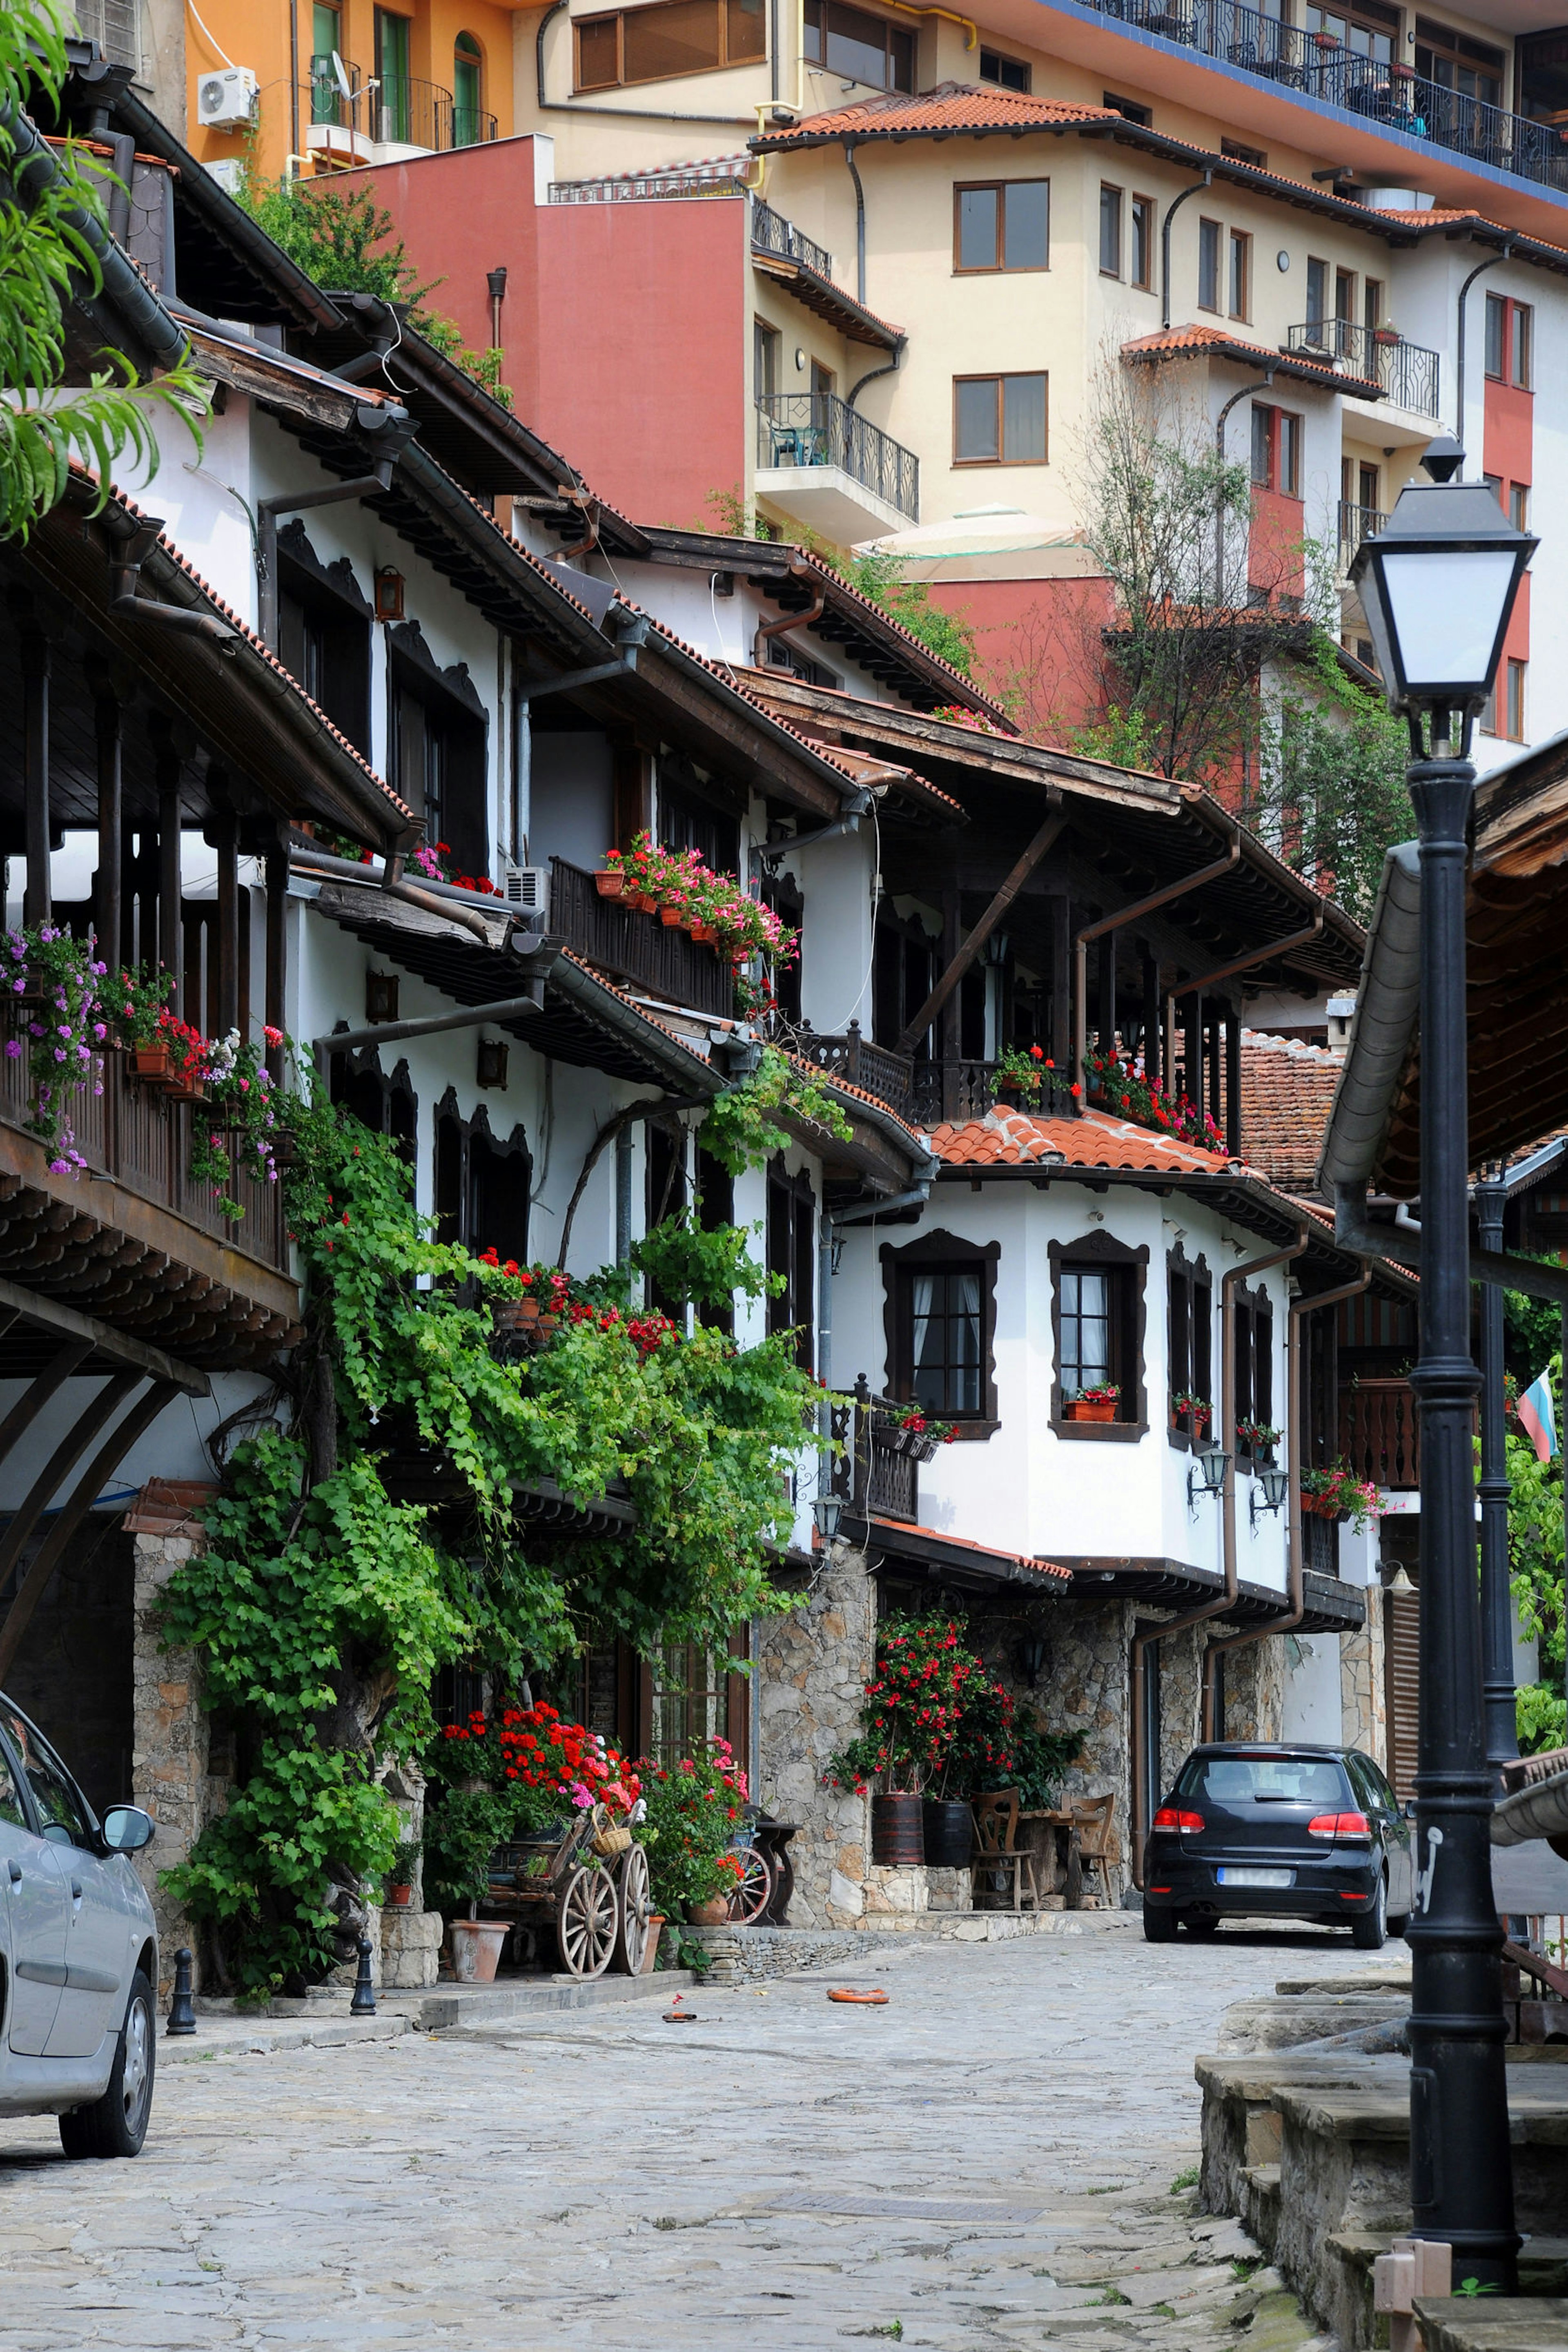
[0,1693,158,2157]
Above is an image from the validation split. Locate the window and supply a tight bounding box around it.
[1279,409,1301,496]
[1099,183,1122,276]
[1049,1233,1147,1433]
[659,771,739,874]
[1305,255,1327,333]
[388,621,489,882]
[955,179,1049,273]
[646,1635,748,1767]
[882,1229,1000,1433]
[1306,0,1397,68]
[453,31,483,143]
[1485,290,1506,379]
[1250,405,1300,495]
[1102,91,1151,125]
[578,0,766,89]
[1233,1284,1274,1460]
[979,44,1029,90]
[1507,656,1527,742]
[1221,136,1266,167]
[276,521,372,755]
[330,1048,417,1167]
[310,1,343,122]
[953,372,1047,464]
[754,315,780,399]
[0,1706,92,1847]
[1250,402,1272,487]
[1198,216,1221,311]
[1513,301,1533,389]
[1130,194,1155,291]
[375,8,411,138]
[1510,481,1530,532]
[802,0,912,91]
[433,1092,531,1261]
[766,1157,815,1371]
[1167,1250,1212,1445]
[1485,294,1533,388]
[1414,14,1503,105]
[1229,228,1250,320]
[1363,276,1383,332]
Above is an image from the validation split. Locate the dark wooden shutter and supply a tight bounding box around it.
[1385,1585,1421,1801]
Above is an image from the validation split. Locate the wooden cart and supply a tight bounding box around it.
[483,1808,653,1980]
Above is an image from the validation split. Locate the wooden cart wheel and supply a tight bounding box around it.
[556,1863,617,1978]
[614,1841,653,1975]
[727,1843,772,1925]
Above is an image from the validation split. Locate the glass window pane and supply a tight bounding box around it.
[1002,372,1046,461]
[1485,291,1506,376]
[1,1708,91,1846]
[803,0,823,58]
[1198,218,1219,310]
[958,185,999,270]
[727,0,766,60]
[1514,303,1533,388]
[0,1733,25,1829]
[624,0,722,80]
[1382,548,1519,693]
[577,15,620,85]
[1003,180,1049,269]
[955,377,998,461]
[824,0,892,85]
[1099,185,1121,274]
[1251,404,1271,486]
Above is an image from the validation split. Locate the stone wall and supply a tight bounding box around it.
[130,1529,211,1997]
[754,1544,877,1927]
[1341,1603,1388,1768]
[1221,1634,1285,1744]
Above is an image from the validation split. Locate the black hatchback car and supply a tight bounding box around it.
[1143,1743,1414,1947]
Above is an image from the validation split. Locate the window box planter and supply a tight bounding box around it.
[1064,1399,1116,1424]
[627,891,657,915]
[129,1043,176,1085]
[659,904,687,929]
[1301,1494,1351,1523]
[1372,327,1401,347]
[689,922,716,944]
[593,869,625,899]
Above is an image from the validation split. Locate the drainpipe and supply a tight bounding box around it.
[1454,242,1513,463]
[1161,171,1212,333]
[1200,1264,1371,1739]
[848,355,900,409]
[842,138,867,306]
[753,557,827,671]
[535,2,754,125]
[487,265,507,354]
[106,522,240,648]
[1129,1221,1307,1886]
[1214,370,1275,598]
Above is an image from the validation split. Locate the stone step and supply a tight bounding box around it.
[1241,2161,1282,2254]
[1414,2296,1568,2351]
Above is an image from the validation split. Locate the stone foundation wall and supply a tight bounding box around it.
[130,1530,211,1997]
[755,1545,877,1927]
[1341,1603,1388,1768]
[1221,1635,1285,1744]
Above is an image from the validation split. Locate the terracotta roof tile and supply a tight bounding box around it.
[1123,323,1381,398]
[756,83,1120,140]
[1239,1030,1343,1190]
[929,1105,1228,1173]
[866,1517,1072,1582]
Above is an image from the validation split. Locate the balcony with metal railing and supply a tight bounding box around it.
[1285,319,1440,419]
[1076,0,1568,196]
[303,68,497,161]
[755,390,919,538]
[751,199,833,281]
[1337,498,1389,570]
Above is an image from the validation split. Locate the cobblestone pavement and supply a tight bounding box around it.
[0,1919,1388,2350]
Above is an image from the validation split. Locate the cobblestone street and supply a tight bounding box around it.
[0,1919,1390,2351]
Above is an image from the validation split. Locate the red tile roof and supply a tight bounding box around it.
[1123,323,1381,398]
[1239,1031,1343,1191]
[866,1518,1072,1583]
[757,84,1120,140]
[929,1106,1228,1174]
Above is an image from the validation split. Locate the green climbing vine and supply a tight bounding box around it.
[159,1069,829,1995]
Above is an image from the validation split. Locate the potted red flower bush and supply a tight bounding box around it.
[825,1614,977,1866]
[637,1738,748,1924]
[1064,1382,1120,1424]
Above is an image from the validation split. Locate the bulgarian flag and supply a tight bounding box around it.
[1518,1369,1558,1463]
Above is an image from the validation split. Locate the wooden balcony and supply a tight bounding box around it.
[548,859,733,1019]
[0,1022,296,1369]
[795,1023,1077,1128]
[832,1383,920,1525]
[1338,1378,1420,1492]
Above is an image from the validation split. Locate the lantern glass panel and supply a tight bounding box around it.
[1380,548,1518,694]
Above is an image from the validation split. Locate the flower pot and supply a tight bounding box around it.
[640,1915,666,1974]
[386,1884,413,1908]
[1064,1400,1116,1424]
[448,1918,509,1983]
[659,905,686,928]
[628,891,657,914]
[689,923,715,944]
[1372,329,1401,347]
[871,1791,925,1867]
[491,1301,537,1335]
[923,1798,973,1869]
[687,1896,731,1927]
[593,871,625,899]
[129,1044,174,1084]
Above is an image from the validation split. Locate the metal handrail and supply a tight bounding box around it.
[755,391,919,521]
[305,71,497,151]
[1080,0,1568,193]
[751,198,834,284]
[1337,499,1390,566]
[1285,319,1440,418]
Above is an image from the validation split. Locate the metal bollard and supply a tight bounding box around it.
[166,1946,197,2036]
[350,1932,376,2017]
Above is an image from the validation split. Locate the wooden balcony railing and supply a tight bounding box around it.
[1338,1378,1420,1491]
[831,1378,920,1525]
[794,1022,1076,1128]
[548,858,733,1019]
[0,1018,287,1274]
[1303,1509,1340,1579]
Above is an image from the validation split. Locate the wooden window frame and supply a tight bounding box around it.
[1166,1243,1212,1452]
[952,371,1048,467]
[1098,182,1123,279]
[575,0,767,92]
[953,178,1050,276]
[1506,655,1527,743]
[880,1227,1000,1438]
[1233,1278,1274,1465]
[1229,227,1252,322]
[978,44,1030,91]
[1484,288,1507,381]
[1512,299,1534,389]
[1198,216,1221,313]
[1048,1230,1149,1440]
[802,0,912,93]
[1130,193,1156,291]
[1278,408,1302,498]
[766,1155,816,1372]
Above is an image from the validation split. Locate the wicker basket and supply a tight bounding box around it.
[590,1805,632,1859]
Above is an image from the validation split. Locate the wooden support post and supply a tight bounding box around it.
[939,888,961,1121]
[213,800,239,1039]
[1051,898,1072,1075]
[156,740,183,1017]
[93,682,122,970]
[1142,951,1160,1089]
[265,841,287,1082]
[893,799,1065,1057]
[1182,993,1201,1108]
[1207,1013,1223,1126]
[1225,1005,1242,1158]
[1097,934,1117,1054]
[20,626,50,928]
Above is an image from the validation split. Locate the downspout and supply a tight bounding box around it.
[535,1,755,125]
[1129,1221,1307,1886]
[843,138,867,306]
[1161,171,1212,332]
[753,557,828,670]
[1214,370,1275,597]
[106,522,240,648]
[1201,1264,1372,1738]
[1074,814,1240,1090]
[848,354,901,408]
[1454,242,1514,460]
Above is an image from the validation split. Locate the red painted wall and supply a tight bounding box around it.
[926,575,1115,743]
[1247,487,1305,605]
[1483,367,1533,734]
[341,143,746,530]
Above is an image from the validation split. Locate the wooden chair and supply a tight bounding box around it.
[1070,1793,1116,1908]
[969,1789,1039,1913]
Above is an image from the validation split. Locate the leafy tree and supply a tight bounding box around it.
[1507,1412,1566,1754]
[1243,632,1412,925]
[0,0,205,538]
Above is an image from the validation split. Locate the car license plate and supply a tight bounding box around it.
[1217,1866,1293,1888]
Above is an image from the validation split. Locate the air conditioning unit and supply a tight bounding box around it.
[503,864,550,923]
[203,158,246,197]
[196,67,257,129]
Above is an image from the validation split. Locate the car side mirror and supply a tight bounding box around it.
[1402,1801,1417,1822]
[101,1805,155,1855]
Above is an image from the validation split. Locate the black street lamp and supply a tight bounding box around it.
[1349,433,1535,2292]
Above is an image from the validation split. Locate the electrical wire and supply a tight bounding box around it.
[185,0,238,70]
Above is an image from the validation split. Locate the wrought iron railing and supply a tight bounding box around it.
[793,1025,1077,1127]
[548,858,733,1020]
[831,1378,920,1525]
[1338,1378,1420,1490]
[751,198,834,283]
[1337,499,1389,567]
[305,71,497,152]
[1303,1509,1341,1578]
[549,158,755,201]
[1285,319,1440,418]
[1078,0,1568,193]
[755,392,919,522]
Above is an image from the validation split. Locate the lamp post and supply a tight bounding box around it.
[1476,1168,1519,1779]
[1349,433,1535,2291]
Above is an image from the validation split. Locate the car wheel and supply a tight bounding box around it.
[1183,1915,1221,1937]
[1387,1911,1410,1939]
[1351,1875,1388,1951]
[1143,1904,1177,1943]
[58,1969,155,2160]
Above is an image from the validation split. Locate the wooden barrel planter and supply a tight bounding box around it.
[871,1792,925,1867]
[923,1799,973,1869]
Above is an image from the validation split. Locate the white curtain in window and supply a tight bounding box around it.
[954,1270,982,1410]
[911,1273,935,1391]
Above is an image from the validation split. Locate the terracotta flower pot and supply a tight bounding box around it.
[593,870,625,898]
[659,904,686,928]
[386,1884,413,1908]
[130,1043,174,1083]
[871,1792,925,1867]
[628,891,657,914]
[1064,1399,1116,1424]
[687,1896,731,1927]
[448,1918,509,1983]
[640,1915,667,1974]
[689,923,715,944]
